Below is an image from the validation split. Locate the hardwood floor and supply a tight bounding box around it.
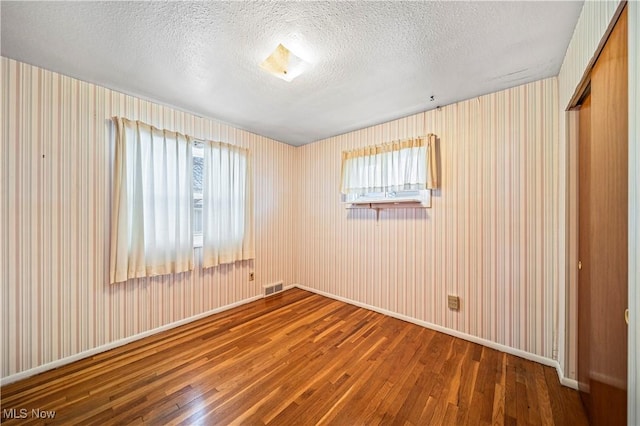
[1,288,588,425]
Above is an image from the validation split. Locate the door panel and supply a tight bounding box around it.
[577,7,628,426]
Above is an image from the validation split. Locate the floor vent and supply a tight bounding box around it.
[263,281,284,297]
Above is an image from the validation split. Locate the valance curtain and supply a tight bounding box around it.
[202,141,254,268]
[340,134,437,195]
[109,118,193,284]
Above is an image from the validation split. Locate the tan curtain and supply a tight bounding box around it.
[340,134,437,195]
[202,141,254,268]
[109,118,194,284]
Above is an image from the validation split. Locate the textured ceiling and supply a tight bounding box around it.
[1,1,583,146]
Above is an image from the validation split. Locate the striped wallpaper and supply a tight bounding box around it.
[558,0,621,108]
[294,78,560,361]
[3,2,636,393]
[1,57,296,378]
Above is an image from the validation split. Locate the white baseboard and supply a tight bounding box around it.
[292,283,579,390]
[2,285,579,391]
[0,294,263,386]
[559,375,580,390]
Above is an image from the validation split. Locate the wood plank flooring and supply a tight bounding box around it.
[1,288,588,425]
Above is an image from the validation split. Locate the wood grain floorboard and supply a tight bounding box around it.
[1,288,589,425]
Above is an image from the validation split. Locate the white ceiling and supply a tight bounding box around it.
[1,1,583,146]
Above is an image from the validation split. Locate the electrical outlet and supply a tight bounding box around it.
[447,295,460,311]
[249,272,255,281]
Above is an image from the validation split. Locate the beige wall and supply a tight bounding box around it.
[3,4,637,406]
[1,58,296,378]
[1,60,564,380]
[295,78,560,361]
[558,1,621,107]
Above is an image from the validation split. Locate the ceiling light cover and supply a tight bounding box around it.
[260,43,308,82]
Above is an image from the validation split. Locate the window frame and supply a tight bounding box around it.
[193,141,204,248]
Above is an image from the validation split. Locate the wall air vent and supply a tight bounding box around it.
[263,281,284,297]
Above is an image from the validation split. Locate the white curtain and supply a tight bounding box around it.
[110,118,193,284]
[340,135,437,195]
[202,141,254,268]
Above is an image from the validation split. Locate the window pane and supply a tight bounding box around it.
[193,149,204,240]
[193,207,203,235]
[193,155,204,194]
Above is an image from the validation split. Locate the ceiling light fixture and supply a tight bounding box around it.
[260,43,308,82]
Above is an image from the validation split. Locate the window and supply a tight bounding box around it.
[109,118,254,284]
[340,135,438,204]
[193,143,204,248]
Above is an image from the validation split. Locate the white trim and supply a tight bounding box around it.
[1,284,579,391]
[0,294,263,386]
[292,283,579,390]
[558,370,580,390]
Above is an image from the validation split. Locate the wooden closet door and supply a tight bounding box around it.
[577,7,628,425]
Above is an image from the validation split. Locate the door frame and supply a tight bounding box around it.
[565,1,638,422]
